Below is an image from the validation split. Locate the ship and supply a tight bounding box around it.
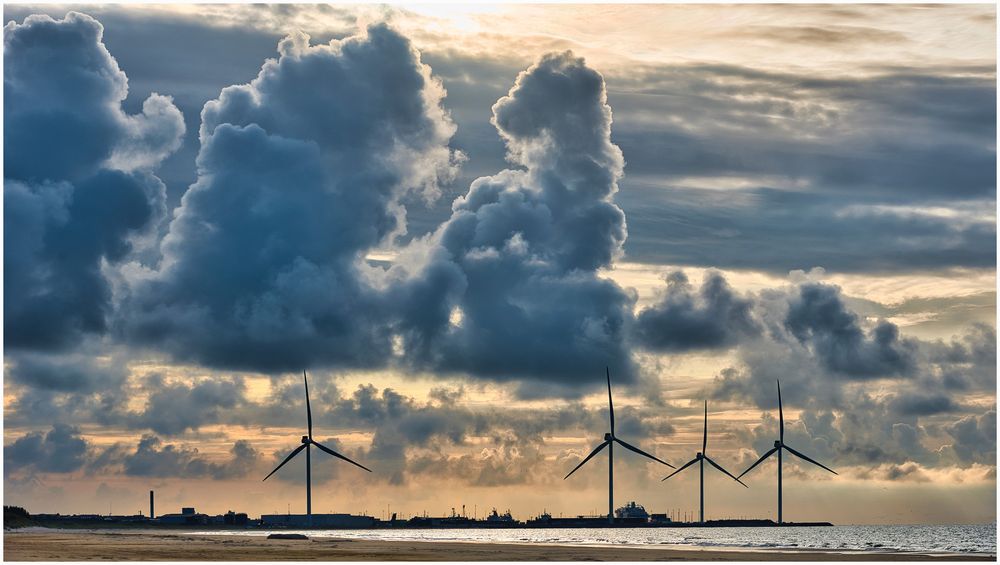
[614,501,650,524]
[485,508,514,523]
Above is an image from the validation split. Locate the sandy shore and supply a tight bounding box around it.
[3,530,994,561]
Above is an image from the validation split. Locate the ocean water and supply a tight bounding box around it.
[200,523,997,555]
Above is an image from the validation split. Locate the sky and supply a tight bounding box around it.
[2,3,996,525]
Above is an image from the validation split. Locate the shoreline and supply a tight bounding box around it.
[4,529,995,561]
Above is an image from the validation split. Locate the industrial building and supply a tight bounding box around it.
[260,513,375,528]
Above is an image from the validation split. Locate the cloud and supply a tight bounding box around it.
[128,375,246,435]
[887,392,958,417]
[633,271,760,352]
[731,25,909,46]
[5,351,128,393]
[785,283,916,378]
[946,410,996,465]
[108,436,260,479]
[4,424,89,475]
[620,187,996,274]
[708,280,923,410]
[123,23,461,372]
[924,324,996,391]
[394,51,636,386]
[4,12,183,351]
[609,61,995,273]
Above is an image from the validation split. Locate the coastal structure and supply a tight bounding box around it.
[261,513,375,528]
[157,507,209,525]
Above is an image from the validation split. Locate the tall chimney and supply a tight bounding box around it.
[149,490,155,519]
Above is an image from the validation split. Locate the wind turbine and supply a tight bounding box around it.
[564,367,674,524]
[263,371,371,527]
[737,379,836,524]
[662,401,747,524]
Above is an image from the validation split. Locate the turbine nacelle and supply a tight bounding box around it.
[604,432,613,441]
[773,440,781,448]
[696,452,703,459]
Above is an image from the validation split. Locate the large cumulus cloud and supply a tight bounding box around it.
[4,424,89,475]
[633,271,760,352]
[785,283,917,378]
[122,23,461,372]
[394,52,637,386]
[4,12,184,351]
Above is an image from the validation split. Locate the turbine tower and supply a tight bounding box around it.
[737,379,837,524]
[263,370,371,527]
[564,367,674,524]
[662,401,747,524]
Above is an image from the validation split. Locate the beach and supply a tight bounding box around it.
[4,530,994,561]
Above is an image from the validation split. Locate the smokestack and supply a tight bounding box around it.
[149,490,155,519]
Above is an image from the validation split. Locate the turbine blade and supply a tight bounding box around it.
[311,440,372,472]
[606,367,615,436]
[564,440,609,480]
[262,443,307,481]
[704,455,749,488]
[777,379,783,442]
[304,370,313,438]
[614,437,675,468]
[661,457,699,481]
[736,446,778,479]
[702,400,708,453]
[783,444,837,475]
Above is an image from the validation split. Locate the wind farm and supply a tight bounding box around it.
[7,365,994,561]
[4,2,994,561]
[247,368,834,529]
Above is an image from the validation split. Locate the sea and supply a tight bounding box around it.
[197,523,997,556]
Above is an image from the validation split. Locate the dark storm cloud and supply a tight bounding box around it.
[4,12,181,181]
[4,424,89,475]
[394,51,637,385]
[785,283,917,378]
[6,351,128,393]
[633,271,760,352]
[122,23,461,372]
[4,12,183,351]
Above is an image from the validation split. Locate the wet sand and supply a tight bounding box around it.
[4,530,994,561]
